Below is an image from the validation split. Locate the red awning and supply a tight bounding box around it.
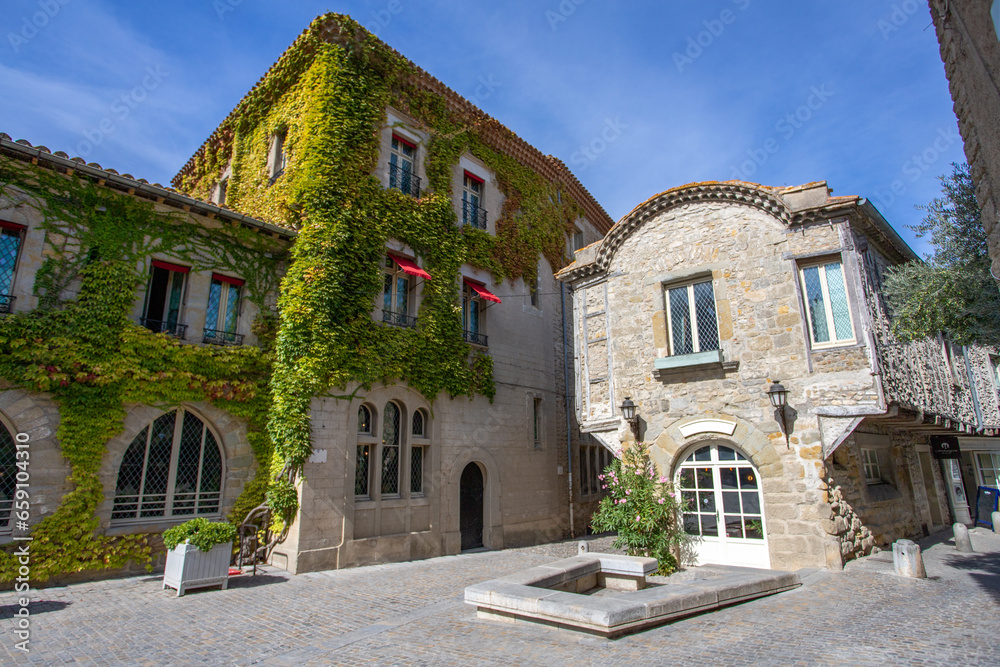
[389,254,432,280]
[465,279,501,304]
[212,273,245,287]
[151,259,190,274]
[0,220,26,232]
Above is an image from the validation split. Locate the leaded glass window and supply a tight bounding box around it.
[410,446,424,495]
[800,260,855,348]
[412,409,424,437]
[206,276,242,335]
[355,444,371,496]
[0,225,23,310]
[666,279,719,356]
[381,402,401,495]
[0,420,17,528]
[111,410,223,522]
[359,405,372,434]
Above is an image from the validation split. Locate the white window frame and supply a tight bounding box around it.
[381,256,413,324]
[461,171,486,229]
[268,130,287,182]
[974,451,1000,489]
[799,259,856,349]
[389,134,419,197]
[110,409,224,525]
[206,275,242,335]
[664,278,720,356]
[462,282,486,345]
[989,354,1000,396]
[861,448,882,485]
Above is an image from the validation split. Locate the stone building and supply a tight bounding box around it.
[1,13,613,583]
[0,133,294,579]
[557,180,1000,571]
[929,0,1000,286]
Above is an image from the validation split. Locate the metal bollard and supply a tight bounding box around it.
[891,539,926,578]
[953,523,974,553]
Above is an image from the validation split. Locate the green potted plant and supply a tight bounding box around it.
[161,518,237,596]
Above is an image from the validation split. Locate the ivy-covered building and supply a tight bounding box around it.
[0,13,614,582]
[0,133,293,582]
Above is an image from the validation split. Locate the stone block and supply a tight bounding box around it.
[953,523,974,552]
[892,539,926,579]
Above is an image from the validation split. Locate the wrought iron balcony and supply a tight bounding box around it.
[461,201,488,230]
[0,294,13,314]
[140,318,187,339]
[382,310,418,329]
[203,328,244,346]
[388,162,421,198]
[463,329,488,347]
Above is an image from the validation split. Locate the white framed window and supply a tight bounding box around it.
[0,417,17,530]
[665,279,720,356]
[799,259,855,348]
[111,409,223,522]
[990,355,1000,395]
[382,256,414,328]
[461,171,486,229]
[389,134,420,197]
[975,451,1000,488]
[204,274,243,345]
[0,221,25,314]
[142,260,189,338]
[861,448,882,484]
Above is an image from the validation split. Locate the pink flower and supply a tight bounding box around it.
[601,484,607,490]
[635,514,641,522]
[658,498,665,504]
[598,474,605,480]
[658,476,668,484]
[625,489,632,495]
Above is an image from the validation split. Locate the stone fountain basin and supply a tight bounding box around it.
[465,553,802,638]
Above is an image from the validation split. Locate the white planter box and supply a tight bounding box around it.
[162,542,231,596]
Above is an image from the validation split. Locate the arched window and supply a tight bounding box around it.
[0,420,16,528]
[112,409,223,522]
[381,402,401,495]
[358,405,372,435]
[412,409,425,438]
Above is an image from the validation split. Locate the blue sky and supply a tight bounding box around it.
[1,0,966,256]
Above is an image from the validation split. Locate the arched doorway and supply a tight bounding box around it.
[676,441,769,568]
[460,462,484,550]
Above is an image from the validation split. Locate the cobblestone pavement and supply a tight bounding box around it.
[2,529,998,666]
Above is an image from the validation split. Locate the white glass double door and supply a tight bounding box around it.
[677,442,770,569]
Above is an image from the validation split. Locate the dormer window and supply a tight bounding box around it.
[389,135,420,197]
[461,171,487,230]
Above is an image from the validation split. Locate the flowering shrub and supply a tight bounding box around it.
[590,444,688,575]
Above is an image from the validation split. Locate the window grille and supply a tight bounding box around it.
[410,446,424,494]
[111,410,222,521]
[381,402,401,495]
[358,405,372,434]
[461,172,487,229]
[0,227,23,311]
[389,136,420,197]
[666,279,719,355]
[412,409,424,437]
[0,422,16,527]
[800,260,854,347]
[355,444,371,496]
[861,448,882,484]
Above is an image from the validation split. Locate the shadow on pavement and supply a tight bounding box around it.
[940,550,1000,604]
[0,600,71,618]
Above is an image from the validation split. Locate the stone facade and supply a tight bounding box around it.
[558,180,1000,571]
[929,0,1000,286]
[0,136,293,578]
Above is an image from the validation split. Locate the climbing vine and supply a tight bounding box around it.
[0,11,594,580]
[0,159,284,581]
[176,14,589,536]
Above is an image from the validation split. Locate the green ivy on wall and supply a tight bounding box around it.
[0,159,282,581]
[176,14,587,529]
